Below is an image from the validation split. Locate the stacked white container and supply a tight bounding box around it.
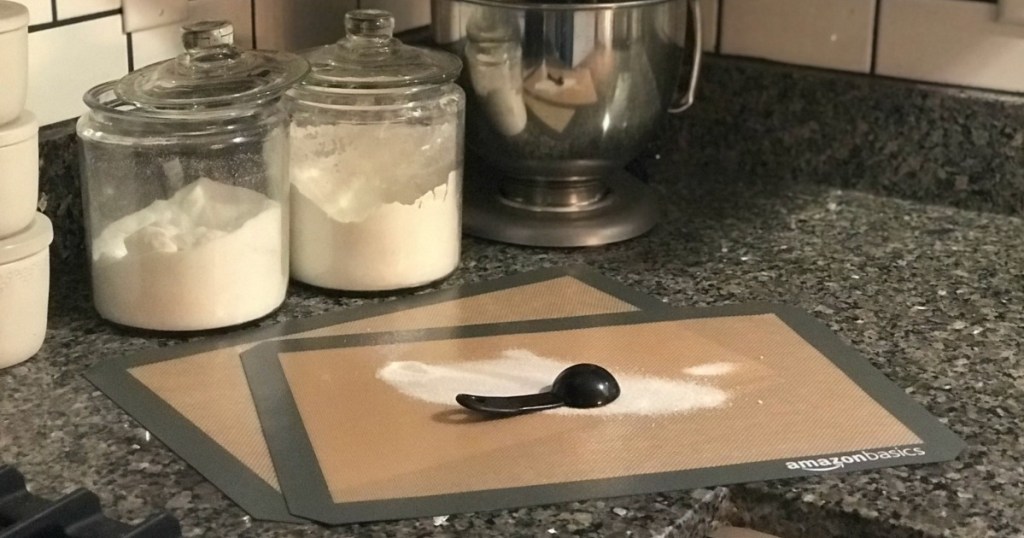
[0,0,53,369]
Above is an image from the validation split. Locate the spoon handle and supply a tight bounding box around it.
[456,392,564,415]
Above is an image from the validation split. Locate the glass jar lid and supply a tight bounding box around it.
[298,9,462,91]
[115,20,309,110]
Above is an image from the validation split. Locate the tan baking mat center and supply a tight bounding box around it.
[128,276,640,490]
[279,314,921,503]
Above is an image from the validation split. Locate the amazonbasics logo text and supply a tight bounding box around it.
[786,447,926,472]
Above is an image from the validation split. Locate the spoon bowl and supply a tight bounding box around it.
[456,363,620,416]
[551,363,620,409]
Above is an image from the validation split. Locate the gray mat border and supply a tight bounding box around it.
[85,265,668,523]
[242,303,965,526]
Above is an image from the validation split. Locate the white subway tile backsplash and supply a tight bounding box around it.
[720,0,875,73]
[358,0,430,32]
[122,0,187,33]
[16,0,1020,129]
[188,0,253,49]
[131,23,182,69]
[26,14,128,125]
[56,0,120,20]
[876,0,1024,93]
[254,0,357,51]
[13,0,51,25]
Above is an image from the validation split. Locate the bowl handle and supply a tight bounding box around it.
[668,0,703,114]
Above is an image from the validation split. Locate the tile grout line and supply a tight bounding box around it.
[49,0,56,21]
[250,0,257,49]
[28,8,122,32]
[870,0,882,74]
[715,0,724,54]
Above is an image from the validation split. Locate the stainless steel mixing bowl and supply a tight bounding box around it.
[434,0,701,246]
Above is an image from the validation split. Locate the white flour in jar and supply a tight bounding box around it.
[289,121,461,291]
[91,178,286,331]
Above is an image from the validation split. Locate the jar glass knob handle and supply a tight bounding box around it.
[345,9,395,45]
[183,20,234,50]
[181,20,240,63]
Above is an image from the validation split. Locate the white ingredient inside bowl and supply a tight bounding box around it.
[291,176,460,291]
[91,178,285,331]
[289,121,461,291]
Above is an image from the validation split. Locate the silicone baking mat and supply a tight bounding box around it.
[243,304,965,525]
[85,266,667,523]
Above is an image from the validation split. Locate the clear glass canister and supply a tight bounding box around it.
[285,9,465,292]
[77,21,309,331]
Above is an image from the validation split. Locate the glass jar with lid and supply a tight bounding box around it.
[285,9,465,292]
[77,21,309,332]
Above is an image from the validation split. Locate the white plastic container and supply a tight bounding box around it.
[0,213,52,370]
[0,1,29,125]
[0,111,39,238]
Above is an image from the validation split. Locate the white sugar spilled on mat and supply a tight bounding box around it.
[683,362,737,377]
[376,349,728,416]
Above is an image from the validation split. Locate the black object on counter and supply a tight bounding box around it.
[456,363,621,416]
[0,465,181,538]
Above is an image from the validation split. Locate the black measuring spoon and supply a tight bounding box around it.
[456,363,621,416]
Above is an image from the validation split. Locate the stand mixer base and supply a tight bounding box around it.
[463,170,660,248]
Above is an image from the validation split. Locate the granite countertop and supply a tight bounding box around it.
[2,154,1023,537]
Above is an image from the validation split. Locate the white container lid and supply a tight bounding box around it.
[0,111,38,148]
[0,213,53,265]
[0,1,29,34]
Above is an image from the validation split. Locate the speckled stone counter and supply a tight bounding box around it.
[664,57,1024,217]
[8,54,1024,537]
[35,55,1024,271]
[0,255,729,534]
[4,164,1023,536]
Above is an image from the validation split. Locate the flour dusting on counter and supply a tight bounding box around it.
[684,362,737,377]
[377,349,728,416]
